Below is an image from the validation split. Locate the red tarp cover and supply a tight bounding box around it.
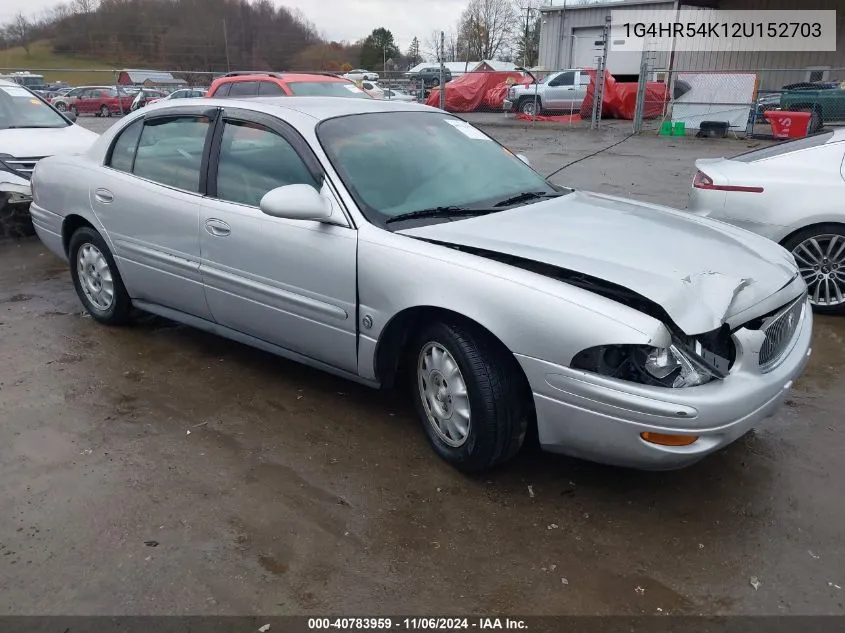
[426,71,526,112]
[515,113,581,123]
[579,69,669,120]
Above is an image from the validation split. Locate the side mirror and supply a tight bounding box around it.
[64,110,77,123]
[516,154,530,166]
[259,184,333,222]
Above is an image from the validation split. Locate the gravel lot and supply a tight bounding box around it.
[0,114,843,616]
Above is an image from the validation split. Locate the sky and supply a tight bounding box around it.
[0,0,491,52]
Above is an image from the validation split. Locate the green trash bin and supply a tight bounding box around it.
[659,120,673,136]
[673,121,686,136]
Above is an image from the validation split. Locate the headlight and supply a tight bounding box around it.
[571,342,719,388]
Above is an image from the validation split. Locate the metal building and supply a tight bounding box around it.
[539,0,845,89]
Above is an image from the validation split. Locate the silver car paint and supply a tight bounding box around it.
[31,96,812,469]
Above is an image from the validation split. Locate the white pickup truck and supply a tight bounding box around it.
[504,69,591,116]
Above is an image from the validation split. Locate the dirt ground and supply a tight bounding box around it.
[1,119,844,616]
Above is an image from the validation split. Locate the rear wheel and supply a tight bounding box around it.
[783,225,845,314]
[54,101,67,112]
[69,227,132,324]
[409,321,530,472]
[100,105,111,118]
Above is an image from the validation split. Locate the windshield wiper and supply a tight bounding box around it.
[493,190,564,207]
[385,206,499,224]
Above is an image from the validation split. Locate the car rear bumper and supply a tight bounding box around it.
[516,299,813,470]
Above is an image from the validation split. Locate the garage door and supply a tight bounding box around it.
[570,26,641,76]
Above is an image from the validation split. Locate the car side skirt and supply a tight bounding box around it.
[132,300,381,389]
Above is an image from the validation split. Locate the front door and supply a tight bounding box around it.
[90,109,216,320]
[544,71,578,111]
[199,109,358,372]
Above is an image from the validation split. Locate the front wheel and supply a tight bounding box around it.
[783,225,845,314]
[519,98,541,116]
[54,102,67,112]
[69,227,132,324]
[409,321,530,472]
[100,105,111,118]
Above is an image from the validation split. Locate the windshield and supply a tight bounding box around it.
[0,84,69,129]
[317,111,559,226]
[287,81,370,98]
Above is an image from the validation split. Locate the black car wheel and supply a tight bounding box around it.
[69,227,132,325]
[409,320,530,472]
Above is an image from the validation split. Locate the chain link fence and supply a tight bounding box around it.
[634,68,845,139]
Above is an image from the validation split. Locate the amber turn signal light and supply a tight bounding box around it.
[640,432,699,446]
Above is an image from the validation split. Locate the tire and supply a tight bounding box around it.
[100,105,111,118]
[69,105,77,116]
[409,321,530,472]
[69,227,132,325]
[431,78,440,87]
[519,97,541,116]
[782,224,845,315]
[808,108,823,134]
[54,101,67,112]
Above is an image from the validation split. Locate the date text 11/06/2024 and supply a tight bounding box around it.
[307,618,528,630]
[622,21,822,39]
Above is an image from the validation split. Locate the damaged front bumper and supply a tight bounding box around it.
[516,297,813,470]
[1,170,35,238]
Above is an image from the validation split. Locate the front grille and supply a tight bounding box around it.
[758,295,806,369]
[3,157,46,178]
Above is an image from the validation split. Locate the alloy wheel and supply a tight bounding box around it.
[417,342,471,447]
[792,234,845,307]
[77,243,115,311]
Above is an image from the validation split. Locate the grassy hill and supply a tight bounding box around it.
[0,40,117,86]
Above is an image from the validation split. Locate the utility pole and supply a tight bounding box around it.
[590,14,610,130]
[519,5,534,69]
[439,31,446,110]
[222,19,231,72]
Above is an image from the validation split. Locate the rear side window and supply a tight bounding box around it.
[258,81,285,96]
[732,131,835,162]
[132,116,211,192]
[228,81,259,97]
[108,118,143,172]
[213,83,231,97]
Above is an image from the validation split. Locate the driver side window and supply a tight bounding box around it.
[549,71,575,87]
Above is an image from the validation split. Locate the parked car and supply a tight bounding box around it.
[504,69,590,116]
[780,81,845,133]
[405,66,452,88]
[207,72,370,99]
[343,69,380,82]
[157,88,207,102]
[129,89,170,111]
[0,79,98,226]
[360,80,384,99]
[382,88,417,102]
[30,97,811,472]
[688,128,845,314]
[50,85,110,113]
[73,87,135,117]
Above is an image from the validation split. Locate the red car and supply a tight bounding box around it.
[206,72,370,99]
[73,87,135,117]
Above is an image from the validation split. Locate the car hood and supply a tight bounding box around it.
[0,124,98,158]
[399,190,799,334]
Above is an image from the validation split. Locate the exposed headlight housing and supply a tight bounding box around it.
[571,339,728,389]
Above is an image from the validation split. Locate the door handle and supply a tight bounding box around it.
[205,218,231,237]
[94,188,113,203]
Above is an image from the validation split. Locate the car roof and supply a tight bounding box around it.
[192,95,435,121]
[215,73,349,84]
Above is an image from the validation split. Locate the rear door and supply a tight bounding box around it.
[198,108,359,372]
[91,106,218,319]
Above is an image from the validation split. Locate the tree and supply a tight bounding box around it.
[12,12,32,54]
[514,15,541,68]
[456,0,518,61]
[359,27,400,71]
[406,36,422,68]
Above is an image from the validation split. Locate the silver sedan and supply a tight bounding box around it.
[30,96,812,472]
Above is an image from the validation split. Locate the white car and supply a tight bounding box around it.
[382,88,417,102]
[0,79,98,205]
[343,69,379,82]
[360,81,384,99]
[688,129,845,314]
